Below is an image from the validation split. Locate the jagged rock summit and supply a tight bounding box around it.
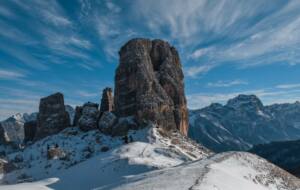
[114,38,189,136]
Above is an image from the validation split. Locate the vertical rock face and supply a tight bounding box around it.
[73,106,83,126]
[114,38,189,135]
[24,120,37,143]
[35,92,70,140]
[100,87,114,113]
[78,102,99,131]
[0,124,9,144]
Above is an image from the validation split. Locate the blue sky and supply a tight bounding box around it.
[1,0,300,120]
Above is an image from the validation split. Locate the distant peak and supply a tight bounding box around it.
[226,94,263,109]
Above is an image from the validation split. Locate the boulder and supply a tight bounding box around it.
[100,87,114,113]
[111,117,138,136]
[24,120,37,143]
[47,147,67,160]
[98,111,117,134]
[114,38,189,135]
[78,102,99,131]
[35,92,70,140]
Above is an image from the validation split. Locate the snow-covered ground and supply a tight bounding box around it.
[2,151,299,190]
[111,152,300,190]
[0,124,298,190]
[0,126,211,189]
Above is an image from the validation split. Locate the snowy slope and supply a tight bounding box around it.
[110,152,300,190]
[0,126,210,189]
[2,151,299,190]
[0,121,298,190]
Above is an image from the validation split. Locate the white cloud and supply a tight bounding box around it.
[76,90,98,98]
[276,83,300,89]
[190,47,214,59]
[105,1,121,13]
[207,80,248,87]
[0,69,25,79]
[13,0,72,27]
[185,65,214,77]
[130,0,300,76]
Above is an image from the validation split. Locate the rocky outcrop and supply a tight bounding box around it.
[114,38,189,136]
[24,120,37,143]
[78,102,99,131]
[35,93,70,140]
[111,117,138,136]
[98,111,117,134]
[100,87,114,113]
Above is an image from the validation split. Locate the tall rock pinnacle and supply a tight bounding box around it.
[114,38,189,135]
[100,87,114,113]
[35,92,70,140]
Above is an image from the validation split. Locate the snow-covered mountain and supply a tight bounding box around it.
[0,105,74,147]
[250,139,300,178]
[0,127,299,190]
[0,113,37,145]
[189,94,300,152]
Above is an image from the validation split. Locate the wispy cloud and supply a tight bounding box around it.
[207,80,248,88]
[276,83,300,89]
[185,65,214,77]
[76,90,98,98]
[0,69,26,79]
[131,0,300,76]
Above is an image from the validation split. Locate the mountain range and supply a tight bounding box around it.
[188,94,300,152]
[250,139,300,177]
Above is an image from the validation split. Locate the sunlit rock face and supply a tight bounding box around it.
[114,38,189,135]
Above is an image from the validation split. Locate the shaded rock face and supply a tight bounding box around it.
[112,117,138,136]
[0,159,17,174]
[98,111,117,134]
[100,87,114,113]
[73,106,83,126]
[115,38,189,135]
[78,102,99,131]
[24,120,37,143]
[35,93,70,140]
[0,124,9,144]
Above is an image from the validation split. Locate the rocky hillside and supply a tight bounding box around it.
[249,140,300,177]
[189,94,300,152]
